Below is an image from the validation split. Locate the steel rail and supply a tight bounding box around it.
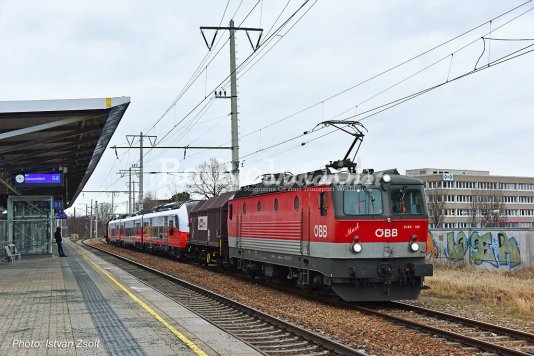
[391,301,534,344]
[353,303,533,356]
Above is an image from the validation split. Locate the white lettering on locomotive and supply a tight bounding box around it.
[313,225,328,238]
[375,228,398,238]
[345,223,360,237]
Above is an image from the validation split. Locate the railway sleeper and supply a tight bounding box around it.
[234,327,279,336]
[209,315,251,323]
[237,329,287,337]
[299,351,332,356]
[243,333,292,341]
[228,326,274,334]
[256,340,312,350]
[492,340,528,345]
[476,335,514,341]
[263,344,319,354]
[218,321,267,329]
[251,336,300,346]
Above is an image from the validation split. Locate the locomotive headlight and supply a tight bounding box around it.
[352,243,362,253]
[382,174,391,183]
[409,242,420,252]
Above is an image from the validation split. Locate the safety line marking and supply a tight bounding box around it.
[75,245,208,356]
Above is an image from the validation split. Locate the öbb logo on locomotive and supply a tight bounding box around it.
[313,224,328,238]
[375,228,398,238]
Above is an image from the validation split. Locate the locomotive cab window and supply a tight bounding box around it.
[229,204,233,220]
[294,196,300,212]
[390,185,425,215]
[319,191,328,216]
[343,187,383,215]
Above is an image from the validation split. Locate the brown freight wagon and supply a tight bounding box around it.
[189,191,235,266]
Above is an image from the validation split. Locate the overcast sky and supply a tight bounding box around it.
[1,0,533,213]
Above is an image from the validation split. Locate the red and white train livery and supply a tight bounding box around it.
[107,201,198,256]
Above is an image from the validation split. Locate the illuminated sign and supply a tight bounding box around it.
[54,200,63,210]
[13,172,64,187]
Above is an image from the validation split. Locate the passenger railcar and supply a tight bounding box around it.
[107,201,199,256]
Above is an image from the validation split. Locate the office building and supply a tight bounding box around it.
[406,168,534,229]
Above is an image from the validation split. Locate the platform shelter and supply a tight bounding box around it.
[0,97,130,255]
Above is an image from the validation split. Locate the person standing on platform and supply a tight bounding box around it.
[55,227,67,257]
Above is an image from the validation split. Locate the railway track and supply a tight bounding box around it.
[352,302,534,356]
[82,241,366,356]
[85,240,534,355]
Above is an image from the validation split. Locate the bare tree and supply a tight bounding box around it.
[66,215,90,237]
[187,158,232,199]
[426,189,445,228]
[470,189,506,228]
[98,202,113,221]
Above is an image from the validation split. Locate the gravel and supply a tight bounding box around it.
[86,239,476,355]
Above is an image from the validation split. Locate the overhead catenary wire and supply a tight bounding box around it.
[99,39,534,197]
[106,1,532,195]
[227,42,534,167]
[97,6,237,192]
[139,0,239,137]
[182,1,534,161]
[237,1,534,141]
[161,0,317,161]
[140,0,275,155]
[139,0,316,166]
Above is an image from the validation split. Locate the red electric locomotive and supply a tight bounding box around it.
[222,166,432,301]
[189,121,433,301]
[188,165,432,301]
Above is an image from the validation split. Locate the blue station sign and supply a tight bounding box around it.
[13,172,64,187]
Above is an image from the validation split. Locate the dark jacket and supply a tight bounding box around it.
[54,230,62,243]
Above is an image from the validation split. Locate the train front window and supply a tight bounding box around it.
[390,185,425,215]
[343,187,383,215]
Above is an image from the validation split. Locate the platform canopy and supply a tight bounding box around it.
[0,97,130,209]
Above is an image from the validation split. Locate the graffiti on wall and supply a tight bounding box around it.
[428,231,522,268]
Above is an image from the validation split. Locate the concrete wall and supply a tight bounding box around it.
[428,228,534,269]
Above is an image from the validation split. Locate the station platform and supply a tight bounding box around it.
[0,240,260,356]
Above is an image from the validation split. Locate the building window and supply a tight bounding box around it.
[257,201,262,214]
[294,196,300,212]
[274,199,279,213]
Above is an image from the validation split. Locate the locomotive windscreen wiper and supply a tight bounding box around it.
[360,185,375,212]
[360,185,375,201]
[400,185,407,202]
